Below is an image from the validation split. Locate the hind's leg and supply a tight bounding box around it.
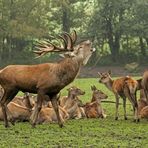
[130,93,140,122]
[122,96,127,120]
[115,94,120,120]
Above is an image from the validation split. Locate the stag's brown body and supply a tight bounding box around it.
[0,30,94,128]
[0,60,79,94]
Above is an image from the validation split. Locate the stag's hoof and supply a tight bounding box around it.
[115,117,118,120]
[5,124,10,128]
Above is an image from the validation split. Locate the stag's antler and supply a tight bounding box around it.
[71,30,77,44]
[34,30,77,58]
[62,30,77,50]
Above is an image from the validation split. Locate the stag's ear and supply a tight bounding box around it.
[91,85,96,91]
[98,72,102,77]
[108,70,111,75]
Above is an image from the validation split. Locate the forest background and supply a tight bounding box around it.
[0,0,148,68]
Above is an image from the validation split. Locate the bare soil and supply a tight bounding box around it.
[79,66,148,78]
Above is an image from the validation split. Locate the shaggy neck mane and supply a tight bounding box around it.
[56,58,81,86]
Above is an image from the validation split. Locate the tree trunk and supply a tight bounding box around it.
[106,18,120,62]
[62,6,70,33]
[139,37,146,56]
[145,37,148,47]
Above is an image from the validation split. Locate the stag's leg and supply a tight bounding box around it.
[122,96,127,120]
[5,90,19,125]
[115,94,119,120]
[50,94,63,128]
[30,90,44,128]
[0,89,18,127]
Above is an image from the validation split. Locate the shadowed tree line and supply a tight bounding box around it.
[0,0,148,66]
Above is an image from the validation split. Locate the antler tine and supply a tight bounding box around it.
[62,32,73,51]
[34,31,76,57]
[71,30,77,44]
[34,40,55,57]
[34,40,68,58]
[57,35,67,50]
[44,37,70,52]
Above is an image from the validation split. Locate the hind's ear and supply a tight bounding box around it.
[108,70,111,75]
[98,72,102,77]
[91,85,96,91]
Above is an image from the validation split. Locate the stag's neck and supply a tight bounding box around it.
[104,78,114,91]
[58,58,81,85]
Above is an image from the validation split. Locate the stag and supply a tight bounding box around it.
[0,30,95,128]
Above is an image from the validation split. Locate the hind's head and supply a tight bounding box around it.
[98,70,112,84]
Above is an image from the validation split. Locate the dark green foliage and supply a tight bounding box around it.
[0,0,148,66]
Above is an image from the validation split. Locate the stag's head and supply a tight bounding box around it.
[34,30,95,65]
[73,40,95,65]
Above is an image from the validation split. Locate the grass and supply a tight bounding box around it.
[0,78,148,148]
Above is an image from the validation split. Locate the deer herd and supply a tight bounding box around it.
[0,30,147,129]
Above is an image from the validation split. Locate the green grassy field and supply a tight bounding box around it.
[0,78,148,148]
